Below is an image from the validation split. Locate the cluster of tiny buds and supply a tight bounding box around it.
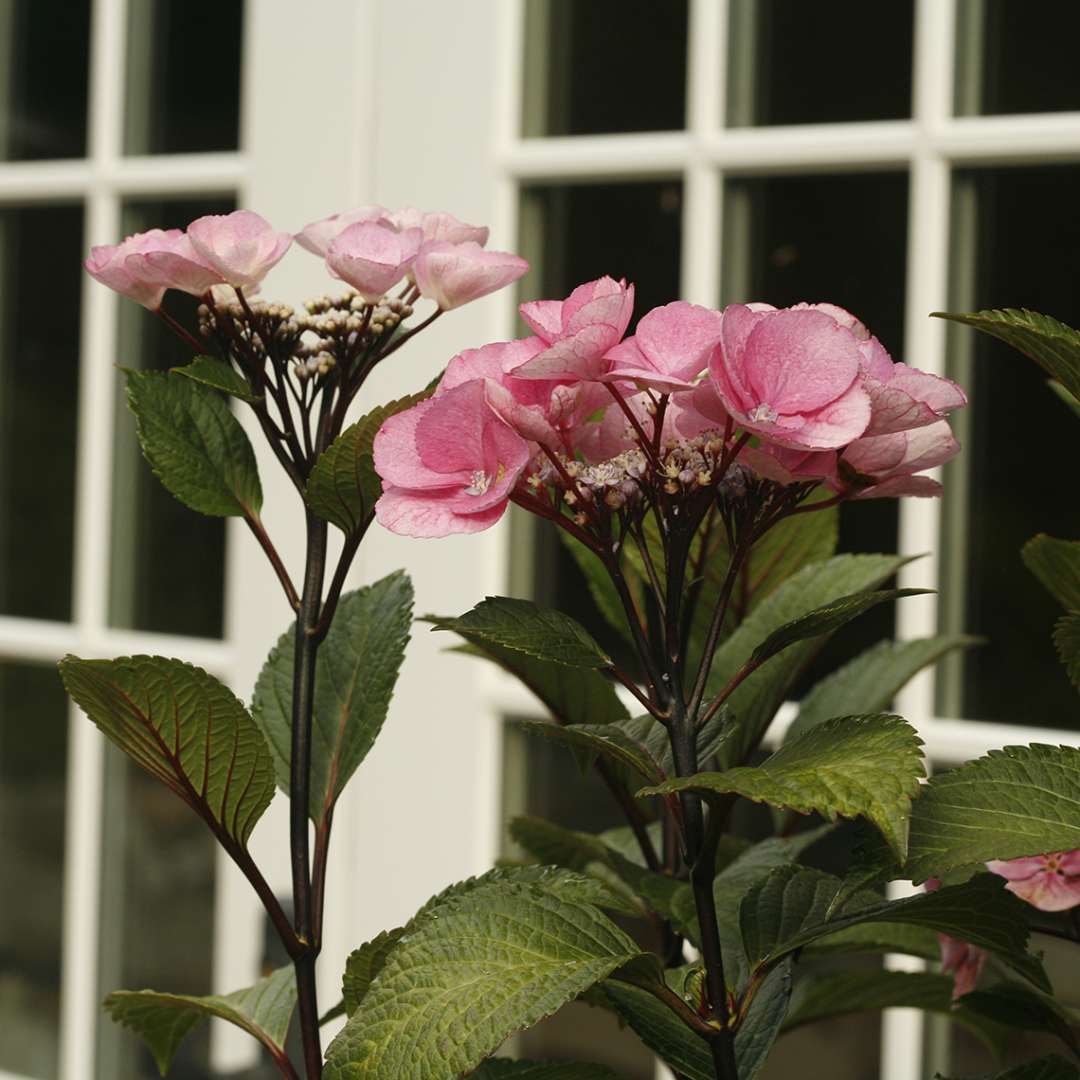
[297,291,412,339]
[658,431,730,495]
[197,298,300,349]
[526,448,649,521]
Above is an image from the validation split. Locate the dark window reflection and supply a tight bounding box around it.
[518,180,682,667]
[97,750,216,1080]
[0,204,82,621]
[943,167,1080,724]
[728,0,914,126]
[110,197,233,639]
[522,0,687,136]
[956,0,1080,116]
[0,663,68,1079]
[125,1,244,155]
[0,1,91,160]
[724,172,909,683]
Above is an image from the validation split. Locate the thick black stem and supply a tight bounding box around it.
[290,510,329,1078]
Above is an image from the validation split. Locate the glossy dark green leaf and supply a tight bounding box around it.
[252,571,413,820]
[125,368,262,517]
[60,655,274,848]
[1023,534,1080,611]
[171,354,260,403]
[517,719,665,788]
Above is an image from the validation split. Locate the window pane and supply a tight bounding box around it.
[521,0,687,136]
[125,1,244,155]
[518,180,682,664]
[96,749,216,1080]
[938,166,1080,725]
[110,197,233,639]
[0,662,68,1079]
[727,0,914,127]
[955,0,1080,117]
[0,0,91,160]
[722,172,909,683]
[0,203,82,621]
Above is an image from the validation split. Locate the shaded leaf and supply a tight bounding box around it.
[1023,535,1080,611]
[125,369,262,517]
[342,927,406,1016]
[558,530,635,646]
[518,720,665,788]
[323,870,648,1080]
[429,597,610,668]
[1049,379,1080,419]
[933,308,1080,403]
[252,572,413,820]
[962,983,1080,1058]
[905,744,1080,883]
[469,1061,627,1079]
[171,354,260,403]
[104,966,296,1075]
[935,1054,1078,1080]
[790,636,979,740]
[60,655,274,848]
[706,554,913,768]
[1055,614,1080,691]
[734,959,792,1079]
[305,391,430,536]
[641,714,924,861]
[803,920,940,961]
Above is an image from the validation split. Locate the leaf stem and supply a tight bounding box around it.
[243,510,301,611]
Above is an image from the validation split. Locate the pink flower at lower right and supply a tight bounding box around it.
[986,850,1080,912]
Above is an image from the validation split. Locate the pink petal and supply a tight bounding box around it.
[439,337,545,394]
[389,206,489,246]
[987,856,1048,882]
[373,401,470,490]
[375,485,507,537]
[414,241,528,311]
[295,206,392,256]
[518,300,564,342]
[510,324,620,382]
[852,474,943,499]
[415,380,492,474]
[636,301,725,382]
[1004,871,1080,912]
[187,210,292,288]
[753,379,872,451]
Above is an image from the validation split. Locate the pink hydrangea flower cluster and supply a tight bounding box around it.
[85,205,528,315]
[373,276,967,538]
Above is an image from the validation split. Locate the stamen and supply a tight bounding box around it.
[465,469,490,496]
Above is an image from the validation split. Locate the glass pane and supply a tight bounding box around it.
[0,662,68,1079]
[96,748,216,1080]
[110,196,233,638]
[938,166,1080,724]
[0,203,82,621]
[0,0,91,160]
[125,1,244,155]
[727,0,914,127]
[521,0,687,136]
[955,0,1080,117]
[517,180,682,664]
[722,172,909,684]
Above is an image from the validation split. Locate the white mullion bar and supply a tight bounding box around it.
[500,131,693,180]
[107,151,246,195]
[885,3,958,1079]
[937,111,1080,162]
[59,0,128,1075]
[680,0,725,308]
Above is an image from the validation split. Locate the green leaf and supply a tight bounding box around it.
[933,308,1080,403]
[739,867,1048,990]
[558,530,635,646]
[640,714,924,861]
[323,870,648,1080]
[429,597,611,668]
[305,392,431,536]
[468,1059,626,1079]
[734,959,792,1079]
[1049,379,1080,419]
[517,720,665,788]
[60,655,274,848]
[905,744,1080,883]
[961,983,1080,1058]
[1055,614,1080,691]
[171,354,260,403]
[935,1055,1078,1080]
[790,636,979,740]
[783,970,1008,1057]
[1023,535,1080,610]
[342,927,405,1016]
[706,554,913,768]
[125,369,262,517]
[252,571,413,820]
[748,588,932,668]
[104,966,296,1075]
[803,920,940,961]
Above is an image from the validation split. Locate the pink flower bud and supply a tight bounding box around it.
[186,210,292,289]
[413,241,529,311]
[84,228,183,309]
[294,206,394,257]
[389,206,490,246]
[326,222,423,301]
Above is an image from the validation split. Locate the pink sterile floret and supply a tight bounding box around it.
[125,231,226,297]
[987,851,1080,912]
[325,221,424,301]
[186,210,292,289]
[84,228,183,309]
[602,301,725,393]
[834,420,960,499]
[373,380,530,537]
[708,303,872,451]
[413,241,529,311]
[389,207,490,247]
[295,206,394,257]
[511,276,635,382]
[926,878,987,1001]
